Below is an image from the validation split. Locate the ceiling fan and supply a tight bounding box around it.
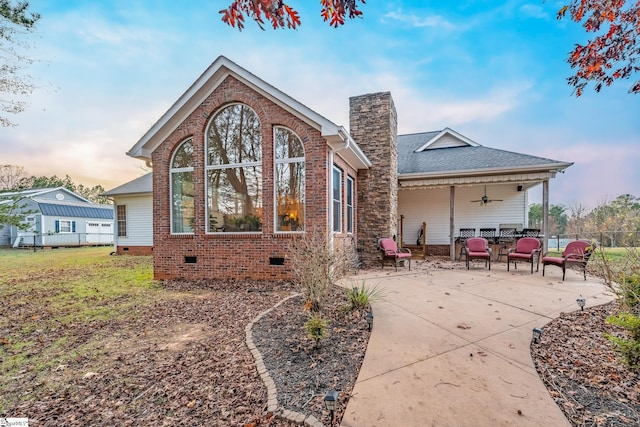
[471,185,503,205]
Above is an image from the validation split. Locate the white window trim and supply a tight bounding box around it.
[274,126,305,234]
[59,219,72,233]
[204,103,263,234]
[170,138,195,235]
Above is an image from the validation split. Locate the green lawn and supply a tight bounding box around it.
[0,247,157,412]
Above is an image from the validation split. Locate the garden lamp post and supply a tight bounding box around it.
[577,296,586,311]
[324,390,338,425]
[532,327,542,343]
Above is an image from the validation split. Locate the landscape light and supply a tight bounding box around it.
[532,327,542,343]
[324,390,339,424]
[365,311,374,331]
[577,297,586,311]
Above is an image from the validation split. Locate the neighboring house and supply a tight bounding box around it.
[0,187,114,247]
[118,55,570,281]
[102,173,153,255]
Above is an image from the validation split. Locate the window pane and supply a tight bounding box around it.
[333,200,341,232]
[346,177,354,233]
[207,166,262,232]
[172,171,194,233]
[275,127,304,159]
[117,205,127,237]
[332,167,342,232]
[276,162,305,231]
[207,104,262,166]
[172,140,193,168]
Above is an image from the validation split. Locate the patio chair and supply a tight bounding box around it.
[456,228,475,260]
[542,240,595,280]
[496,227,517,262]
[507,237,541,274]
[464,237,492,270]
[379,238,411,271]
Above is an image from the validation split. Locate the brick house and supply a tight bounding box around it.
[121,56,571,280]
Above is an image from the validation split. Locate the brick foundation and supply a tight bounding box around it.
[116,246,153,256]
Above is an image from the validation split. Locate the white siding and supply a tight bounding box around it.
[114,194,153,246]
[426,134,467,149]
[398,184,527,245]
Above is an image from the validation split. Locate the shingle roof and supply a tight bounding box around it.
[103,173,152,196]
[397,132,571,175]
[37,202,113,219]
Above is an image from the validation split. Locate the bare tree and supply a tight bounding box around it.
[0,163,27,190]
[0,0,40,126]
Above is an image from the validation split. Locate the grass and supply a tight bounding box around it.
[0,247,157,412]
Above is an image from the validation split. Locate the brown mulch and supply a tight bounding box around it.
[3,279,297,427]
[251,285,371,426]
[531,301,640,426]
[4,260,639,427]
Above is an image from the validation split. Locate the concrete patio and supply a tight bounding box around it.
[339,260,613,427]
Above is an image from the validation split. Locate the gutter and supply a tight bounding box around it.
[399,161,574,180]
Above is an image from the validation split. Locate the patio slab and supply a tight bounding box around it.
[339,262,613,427]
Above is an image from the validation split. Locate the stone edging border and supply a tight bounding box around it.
[245,292,325,427]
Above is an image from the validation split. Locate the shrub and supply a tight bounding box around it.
[304,314,329,348]
[595,245,640,370]
[289,228,348,313]
[345,280,384,310]
[606,312,640,369]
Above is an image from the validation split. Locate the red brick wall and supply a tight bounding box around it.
[151,76,340,280]
[116,246,153,256]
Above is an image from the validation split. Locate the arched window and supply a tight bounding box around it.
[206,104,262,232]
[170,139,194,234]
[274,127,305,232]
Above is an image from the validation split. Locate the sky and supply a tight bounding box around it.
[1,0,638,210]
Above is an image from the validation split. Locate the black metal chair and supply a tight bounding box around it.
[521,228,540,238]
[479,228,496,243]
[496,227,517,262]
[456,228,475,260]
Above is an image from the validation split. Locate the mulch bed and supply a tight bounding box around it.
[4,261,639,427]
[531,301,640,426]
[251,285,371,426]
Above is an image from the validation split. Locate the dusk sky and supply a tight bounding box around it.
[1,1,638,210]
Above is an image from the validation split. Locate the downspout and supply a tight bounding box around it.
[105,196,118,254]
[328,130,351,250]
[328,150,336,249]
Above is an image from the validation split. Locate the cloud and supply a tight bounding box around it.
[381,9,455,30]
[519,4,550,20]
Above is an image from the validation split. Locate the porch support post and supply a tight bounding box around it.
[450,185,455,261]
[542,179,549,253]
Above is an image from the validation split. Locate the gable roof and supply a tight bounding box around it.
[127,55,370,170]
[0,188,113,219]
[0,187,92,203]
[397,130,573,184]
[36,200,113,219]
[414,127,479,151]
[103,173,152,196]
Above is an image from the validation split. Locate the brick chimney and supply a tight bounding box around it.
[349,92,398,267]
